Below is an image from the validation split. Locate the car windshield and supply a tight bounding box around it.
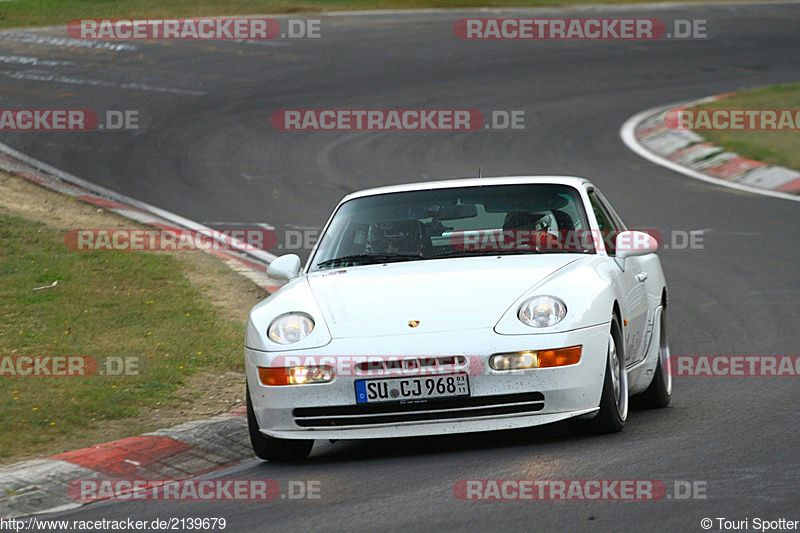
[310,183,594,271]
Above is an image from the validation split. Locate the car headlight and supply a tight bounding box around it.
[267,313,315,345]
[518,296,567,328]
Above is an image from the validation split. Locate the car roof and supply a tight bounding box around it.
[342,176,593,202]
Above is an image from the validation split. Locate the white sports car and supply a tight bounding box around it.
[245,176,671,461]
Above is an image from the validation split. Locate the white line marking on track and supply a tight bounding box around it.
[0,32,136,51]
[0,69,206,96]
[0,55,75,66]
[202,222,277,230]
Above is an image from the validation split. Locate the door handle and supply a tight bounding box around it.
[636,272,648,282]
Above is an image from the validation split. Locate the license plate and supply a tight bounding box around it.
[355,374,470,404]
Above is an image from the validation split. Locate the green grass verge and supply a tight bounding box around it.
[692,83,800,171]
[0,0,751,30]
[0,211,245,462]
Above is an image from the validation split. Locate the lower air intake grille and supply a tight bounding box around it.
[293,392,545,427]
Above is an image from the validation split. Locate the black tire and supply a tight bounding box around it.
[636,307,672,409]
[570,316,627,434]
[246,382,313,462]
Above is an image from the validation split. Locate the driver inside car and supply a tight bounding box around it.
[369,220,426,255]
[502,212,563,251]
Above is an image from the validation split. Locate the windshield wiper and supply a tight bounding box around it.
[316,253,422,269]
[428,249,541,259]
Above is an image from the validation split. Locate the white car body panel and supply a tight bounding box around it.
[245,176,668,439]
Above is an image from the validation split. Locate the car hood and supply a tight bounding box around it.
[306,255,583,338]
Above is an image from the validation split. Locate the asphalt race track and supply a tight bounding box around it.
[1,3,800,532]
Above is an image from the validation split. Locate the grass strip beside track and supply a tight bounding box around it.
[0,173,266,464]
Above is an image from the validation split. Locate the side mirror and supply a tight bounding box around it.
[266,254,302,281]
[615,231,658,259]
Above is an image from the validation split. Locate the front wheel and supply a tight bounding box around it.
[571,316,627,434]
[246,382,314,462]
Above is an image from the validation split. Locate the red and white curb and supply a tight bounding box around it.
[0,141,287,292]
[0,144,291,518]
[620,95,800,203]
[0,410,250,518]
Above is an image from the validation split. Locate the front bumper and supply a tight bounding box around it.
[245,323,609,440]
